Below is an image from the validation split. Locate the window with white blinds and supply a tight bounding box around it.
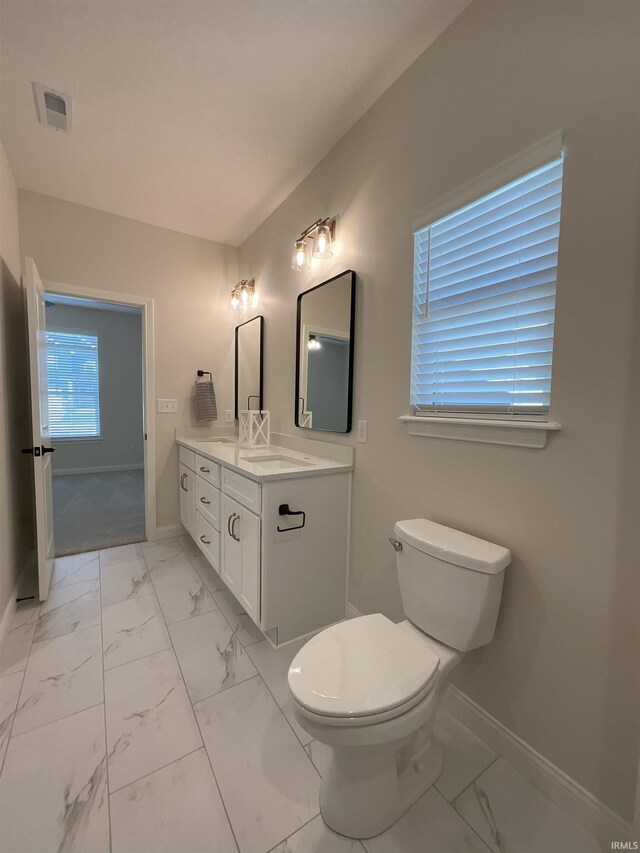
[411,155,564,417]
[46,331,101,438]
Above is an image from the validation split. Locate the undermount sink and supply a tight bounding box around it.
[239,454,315,470]
[193,437,236,444]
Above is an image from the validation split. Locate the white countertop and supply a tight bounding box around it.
[176,436,353,482]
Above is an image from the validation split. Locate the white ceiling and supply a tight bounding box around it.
[0,0,469,246]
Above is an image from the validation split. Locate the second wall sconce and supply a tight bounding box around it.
[291,217,336,272]
[229,279,255,310]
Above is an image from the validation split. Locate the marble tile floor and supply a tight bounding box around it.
[0,535,603,853]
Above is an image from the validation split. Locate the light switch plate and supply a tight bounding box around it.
[158,399,178,413]
[357,420,368,443]
[225,410,233,423]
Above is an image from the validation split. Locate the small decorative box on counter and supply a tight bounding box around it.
[239,410,270,448]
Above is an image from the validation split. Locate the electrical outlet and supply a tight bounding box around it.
[225,410,233,423]
[357,420,368,443]
[157,399,178,413]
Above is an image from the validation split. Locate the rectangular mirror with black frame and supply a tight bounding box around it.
[295,270,355,433]
[235,315,264,418]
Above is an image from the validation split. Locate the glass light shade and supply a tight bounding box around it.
[308,334,322,351]
[238,283,253,304]
[229,290,240,310]
[312,223,333,259]
[291,239,310,271]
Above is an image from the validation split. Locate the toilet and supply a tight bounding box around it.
[287,518,511,839]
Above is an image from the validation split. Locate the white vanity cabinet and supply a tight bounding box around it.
[177,438,351,645]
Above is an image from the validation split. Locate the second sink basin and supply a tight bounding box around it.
[239,454,315,470]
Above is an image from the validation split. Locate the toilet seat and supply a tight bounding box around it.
[288,614,440,724]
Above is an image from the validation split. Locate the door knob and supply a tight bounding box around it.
[22,445,55,457]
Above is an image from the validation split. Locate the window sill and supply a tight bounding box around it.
[52,437,103,444]
[399,415,562,449]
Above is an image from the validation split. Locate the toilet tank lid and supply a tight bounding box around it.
[394,519,511,574]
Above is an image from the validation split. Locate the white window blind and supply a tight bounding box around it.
[411,155,564,417]
[46,331,100,438]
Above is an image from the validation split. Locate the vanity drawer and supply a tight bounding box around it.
[195,454,220,487]
[179,446,196,471]
[222,468,261,514]
[196,478,221,531]
[196,512,220,572]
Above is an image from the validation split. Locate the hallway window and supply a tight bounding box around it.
[46,331,101,438]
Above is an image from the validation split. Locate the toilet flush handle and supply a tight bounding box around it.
[388,537,403,552]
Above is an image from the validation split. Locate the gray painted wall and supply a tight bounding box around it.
[18,191,238,530]
[238,1,640,820]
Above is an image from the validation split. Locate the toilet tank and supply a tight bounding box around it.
[393,519,511,652]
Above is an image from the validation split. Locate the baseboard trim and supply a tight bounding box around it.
[53,464,144,476]
[443,684,638,845]
[0,586,18,650]
[147,523,185,541]
[0,552,37,648]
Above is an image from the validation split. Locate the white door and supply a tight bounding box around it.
[179,463,195,538]
[237,505,260,623]
[221,494,241,594]
[221,494,260,624]
[24,258,55,601]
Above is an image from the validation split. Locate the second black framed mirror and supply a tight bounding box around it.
[295,270,355,433]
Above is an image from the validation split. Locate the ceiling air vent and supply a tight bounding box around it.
[34,83,72,132]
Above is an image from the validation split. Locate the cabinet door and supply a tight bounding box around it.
[221,494,241,594]
[179,463,195,537]
[221,494,260,625]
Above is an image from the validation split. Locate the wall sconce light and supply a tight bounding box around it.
[292,240,310,272]
[291,217,335,271]
[307,334,322,351]
[229,279,255,310]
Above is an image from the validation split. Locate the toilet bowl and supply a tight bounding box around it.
[288,518,510,839]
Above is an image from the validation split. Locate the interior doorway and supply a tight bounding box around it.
[39,281,156,559]
[44,294,144,554]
